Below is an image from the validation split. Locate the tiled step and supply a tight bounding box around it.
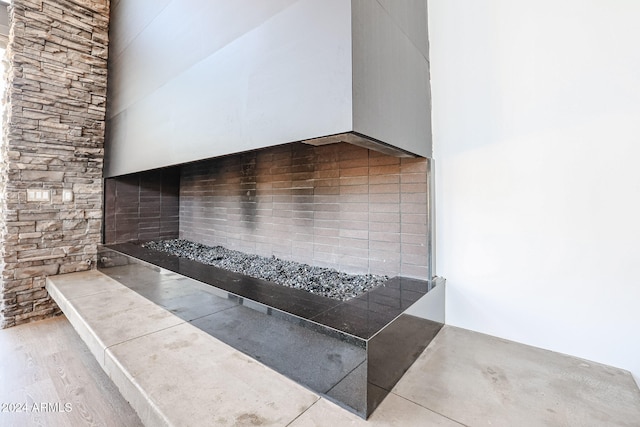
[46,270,320,427]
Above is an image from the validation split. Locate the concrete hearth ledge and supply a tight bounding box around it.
[46,270,320,427]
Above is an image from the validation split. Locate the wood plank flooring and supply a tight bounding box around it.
[0,315,142,427]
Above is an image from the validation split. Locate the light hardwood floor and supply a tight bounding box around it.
[0,315,142,427]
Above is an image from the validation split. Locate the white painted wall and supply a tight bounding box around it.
[430,0,640,385]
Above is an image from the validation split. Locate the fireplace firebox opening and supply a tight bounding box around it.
[104,141,430,282]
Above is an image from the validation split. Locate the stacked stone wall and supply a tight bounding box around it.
[0,0,109,328]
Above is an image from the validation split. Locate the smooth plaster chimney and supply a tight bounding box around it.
[105,0,431,178]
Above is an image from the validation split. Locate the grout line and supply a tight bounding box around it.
[50,278,192,356]
[324,360,366,397]
[104,318,187,352]
[49,287,109,365]
[185,303,239,323]
[65,288,114,301]
[284,396,322,426]
[389,392,469,427]
[101,337,174,427]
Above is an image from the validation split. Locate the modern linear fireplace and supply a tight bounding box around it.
[104,142,430,281]
[104,0,433,278]
[101,0,439,418]
[101,140,440,418]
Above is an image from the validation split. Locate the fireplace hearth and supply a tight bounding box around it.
[97,243,444,418]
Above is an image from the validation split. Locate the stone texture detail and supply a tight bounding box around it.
[0,0,109,328]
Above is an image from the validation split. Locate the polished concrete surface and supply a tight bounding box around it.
[36,270,640,426]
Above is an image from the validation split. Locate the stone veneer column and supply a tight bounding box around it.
[0,0,109,328]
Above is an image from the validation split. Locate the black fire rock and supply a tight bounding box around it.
[141,239,387,301]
